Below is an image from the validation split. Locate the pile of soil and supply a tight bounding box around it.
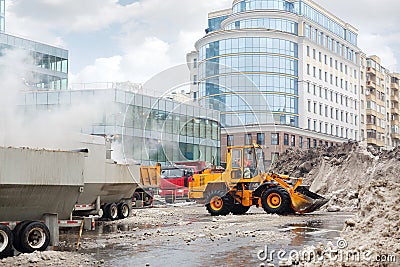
[271,142,400,212]
[272,142,400,266]
[0,251,101,267]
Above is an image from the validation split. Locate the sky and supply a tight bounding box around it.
[4,0,400,85]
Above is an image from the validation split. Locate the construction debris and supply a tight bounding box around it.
[273,143,400,266]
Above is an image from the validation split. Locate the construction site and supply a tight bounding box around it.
[0,0,399,266]
[0,141,398,267]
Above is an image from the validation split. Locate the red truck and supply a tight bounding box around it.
[159,164,201,203]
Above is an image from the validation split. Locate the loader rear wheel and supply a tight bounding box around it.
[261,187,292,215]
[0,225,13,259]
[231,204,250,215]
[205,190,232,216]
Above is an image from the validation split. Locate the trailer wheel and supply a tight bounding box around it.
[205,190,232,216]
[12,220,33,253]
[0,225,13,259]
[104,203,119,220]
[19,222,50,253]
[117,203,130,219]
[261,187,292,215]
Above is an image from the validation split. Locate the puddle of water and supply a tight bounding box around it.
[65,212,355,266]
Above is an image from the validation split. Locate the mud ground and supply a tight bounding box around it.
[1,204,355,267]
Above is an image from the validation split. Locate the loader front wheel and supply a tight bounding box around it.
[205,190,231,216]
[261,187,292,215]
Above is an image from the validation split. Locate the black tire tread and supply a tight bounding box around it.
[205,190,232,216]
[12,220,33,253]
[261,187,293,215]
[20,221,50,253]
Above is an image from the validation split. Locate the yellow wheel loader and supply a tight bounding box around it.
[188,144,328,216]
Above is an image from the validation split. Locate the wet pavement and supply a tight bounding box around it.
[61,205,354,267]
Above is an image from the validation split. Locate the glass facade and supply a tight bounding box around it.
[232,0,357,46]
[0,0,4,32]
[225,18,298,35]
[198,37,299,127]
[18,89,221,165]
[208,16,229,33]
[0,32,68,90]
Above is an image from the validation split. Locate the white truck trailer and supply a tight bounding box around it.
[71,135,140,220]
[0,146,85,258]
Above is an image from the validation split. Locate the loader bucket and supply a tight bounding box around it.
[291,186,329,213]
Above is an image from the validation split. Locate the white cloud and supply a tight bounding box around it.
[5,0,400,84]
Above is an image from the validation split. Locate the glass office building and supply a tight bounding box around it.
[191,0,361,163]
[0,33,68,90]
[18,88,221,165]
[0,0,68,90]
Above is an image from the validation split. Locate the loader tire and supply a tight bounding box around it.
[0,224,13,259]
[19,221,50,253]
[231,204,250,215]
[261,187,292,215]
[205,190,232,216]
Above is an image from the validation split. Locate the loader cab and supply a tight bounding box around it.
[228,144,265,180]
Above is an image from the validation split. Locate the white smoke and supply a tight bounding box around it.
[0,48,110,150]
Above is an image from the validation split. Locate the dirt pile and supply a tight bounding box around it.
[341,179,400,266]
[0,251,101,267]
[292,180,399,267]
[271,143,400,212]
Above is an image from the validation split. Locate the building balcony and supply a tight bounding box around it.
[391,106,400,115]
[391,132,400,140]
[367,80,376,89]
[391,82,399,90]
[391,93,399,103]
[367,138,385,148]
[367,67,376,76]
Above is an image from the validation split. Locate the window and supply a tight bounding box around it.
[257,133,265,145]
[307,64,310,75]
[319,52,322,62]
[313,139,317,147]
[193,75,198,85]
[308,100,311,112]
[271,133,279,145]
[284,134,289,146]
[227,135,234,146]
[313,49,316,59]
[291,135,296,147]
[307,46,310,56]
[245,133,252,145]
[307,138,311,149]
[299,136,303,148]
[313,67,316,77]
[307,82,310,93]
[193,58,198,68]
